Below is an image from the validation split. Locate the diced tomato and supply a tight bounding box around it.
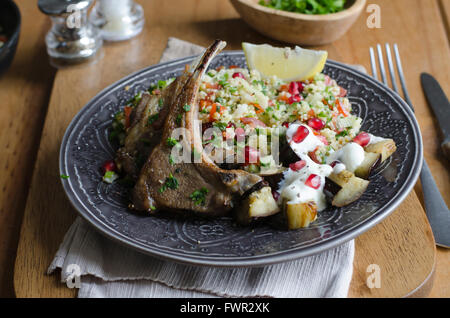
[305,174,321,189]
[102,160,117,173]
[289,160,306,172]
[324,75,333,86]
[307,109,315,118]
[339,87,347,97]
[353,132,371,147]
[292,125,309,143]
[282,122,290,128]
[240,117,267,128]
[244,146,259,164]
[308,118,325,130]
[124,106,132,128]
[229,65,239,69]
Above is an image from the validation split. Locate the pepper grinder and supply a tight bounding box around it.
[89,0,145,42]
[38,0,102,63]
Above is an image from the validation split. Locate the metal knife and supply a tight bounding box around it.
[420,73,450,159]
[420,73,450,248]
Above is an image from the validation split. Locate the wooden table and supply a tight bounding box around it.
[2,0,449,298]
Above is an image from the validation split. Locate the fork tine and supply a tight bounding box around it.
[376,44,388,85]
[393,44,414,110]
[385,44,399,93]
[369,47,378,81]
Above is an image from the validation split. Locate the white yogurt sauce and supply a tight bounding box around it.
[368,133,387,145]
[326,142,365,173]
[279,123,333,211]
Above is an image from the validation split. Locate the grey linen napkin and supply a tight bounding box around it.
[48,37,356,298]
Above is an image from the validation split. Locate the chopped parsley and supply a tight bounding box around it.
[190,187,209,206]
[213,121,227,131]
[60,174,70,179]
[147,113,159,126]
[183,104,191,112]
[176,114,183,126]
[169,155,175,165]
[336,130,349,138]
[159,173,179,192]
[167,137,178,147]
[127,92,142,107]
[158,98,164,108]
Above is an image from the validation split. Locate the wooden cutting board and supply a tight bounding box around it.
[13,0,439,298]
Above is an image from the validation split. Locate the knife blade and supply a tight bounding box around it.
[420,73,450,159]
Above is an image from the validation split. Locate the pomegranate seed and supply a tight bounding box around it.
[288,95,302,105]
[102,160,117,173]
[292,125,310,143]
[244,146,259,164]
[305,174,321,189]
[282,122,290,128]
[308,118,325,130]
[289,160,306,172]
[353,132,371,147]
[272,190,280,201]
[288,81,299,95]
[330,161,341,168]
[232,72,245,79]
[226,122,236,129]
[235,127,245,140]
[296,81,305,93]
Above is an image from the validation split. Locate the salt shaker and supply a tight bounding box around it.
[38,0,102,63]
[89,0,145,42]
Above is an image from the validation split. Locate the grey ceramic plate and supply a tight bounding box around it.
[60,51,423,267]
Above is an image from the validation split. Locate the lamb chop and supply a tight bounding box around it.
[115,73,189,181]
[130,40,263,216]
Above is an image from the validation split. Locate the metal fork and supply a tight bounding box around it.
[370,44,450,248]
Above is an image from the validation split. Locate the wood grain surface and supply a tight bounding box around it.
[9,0,450,297]
[0,2,55,297]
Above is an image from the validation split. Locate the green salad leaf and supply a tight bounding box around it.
[259,0,346,15]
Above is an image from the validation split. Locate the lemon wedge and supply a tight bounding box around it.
[242,42,328,82]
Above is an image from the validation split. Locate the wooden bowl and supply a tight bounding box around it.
[230,0,366,46]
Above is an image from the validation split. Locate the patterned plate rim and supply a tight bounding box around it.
[59,51,423,267]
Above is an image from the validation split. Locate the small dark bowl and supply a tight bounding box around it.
[0,0,21,76]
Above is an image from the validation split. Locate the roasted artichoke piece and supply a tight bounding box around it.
[354,151,382,179]
[364,139,397,162]
[236,186,280,225]
[324,170,369,207]
[283,201,318,229]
